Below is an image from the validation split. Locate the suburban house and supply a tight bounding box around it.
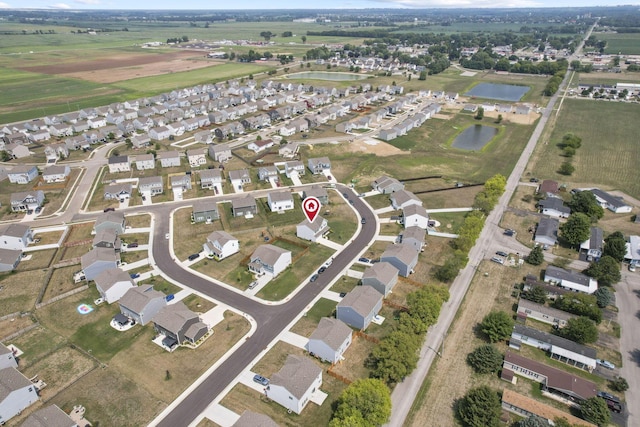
[7,165,38,184]
[131,134,151,149]
[247,138,275,153]
[390,190,422,210]
[104,183,132,201]
[625,235,640,265]
[401,226,426,252]
[21,404,78,427]
[186,148,207,167]
[401,205,430,229]
[108,155,131,173]
[308,157,331,175]
[5,144,30,159]
[192,200,220,223]
[544,265,598,294]
[94,268,135,304]
[0,224,33,251]
[0,249,22,272]
[135,153,156,170]
[303,186,328,205]
[249,245,291,277]
[10,191,45,213]
[0,367,39,424]
[170,174,192,191]
[337,286,384,330]
[203,231,239,260]
[580,227,604,261]
[149,126,171,141]
[510,324,597,371]
[42,165,71,183]
[0,343,18,370]
[361,262,399,297]
[257,166,279,182]
[157,151,181,168]
[94,211,125,235]
[307,317,353,364]
[208,144,233,163]
[284,160,305,178]
[516,299,575,328]
[380,243,419,277]
[523,274,570,301]
[119,285,167,325]
[267,191,294,212]
[232,411,278,427]
[534,217,559,247]
[502,351,597,404]
[501,389,596,427]
[199,169,223,193]
[92,228,121,251]
[589,188,632,213]
[372,175,404,194]
[80,248,119,281]
[296,218,330,242]
[232,195,258,217]
[538,197,571,219]
[228,169,251,190]
[138,176,164,197]
[266,355,323,415]
[152,301,209,348]
[538,180,560,198]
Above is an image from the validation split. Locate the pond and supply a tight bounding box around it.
[464,83,529,102]
[284,71,370,81]
[452,125,499,151]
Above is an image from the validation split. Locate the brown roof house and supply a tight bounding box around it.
[501,389,596,427]
[307,317,353,364]
[336,286,383,330]
[266,355,323,414]
[361,262,399,297]
[152,301,209,350]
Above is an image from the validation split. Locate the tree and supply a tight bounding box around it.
[563,146,576,157]
[495,114,503,124]
[603,232,626,261]
[467,344,503,374]
[483,174,506,199]
[610,376,629,392]
[561,316,598,344]
[517,415,548,427]
[580,396,611,427]
[521,285,547,304]
[558,161,575,176]
[480,311,514,343]
[584,256,621,287]
[406,285,448,326]
[281,31,293,37]
[301,35,307,44]
[434,256,462,282]
[456,386,501,427]
[474,106,484,120]
[419,70,427,80]
[526,246,544,266]
[553,293,602,323]
[567,191,604,220]
[593,287,614,308]
[331,379,391,427]
[552,418,572,427]
[0,150,10,161]
[259,31,274,41]
[368,331,419,384]
[561,213,591,247]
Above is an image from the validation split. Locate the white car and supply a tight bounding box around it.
[165,233,170,240]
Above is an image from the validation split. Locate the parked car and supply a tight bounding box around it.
[339,292,347,298]
[597,359,615,370]
[490,257,504,264]
[496,251,508,257]
[629,264,636,272]
[529,177,539,183]
[503,229,516,237]
[34,207,42,214]
[318,266,327,274]
[358,257,371,263]
[597,391,622,413]
[188,253,200,261]
[343,192,349,198]
[165,294,175,302]
[253,374,269,386]
[361,218,366,224]
[248,281,259,289]
[309,274,319,283]
[103,207,115,212]
[165,233,170,240]
[127,242,139,248]
[130,273,140,279]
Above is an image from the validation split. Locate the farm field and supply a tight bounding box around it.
[528,99,640,199]
[599,32,640,55]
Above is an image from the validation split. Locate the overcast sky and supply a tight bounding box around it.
[2,0,639,11]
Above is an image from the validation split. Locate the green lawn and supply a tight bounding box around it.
[600,32,640,55]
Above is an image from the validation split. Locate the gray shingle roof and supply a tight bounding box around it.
[94,268,133,293]
[232,410,278,427]
[21,404,76,427]
[207,230,237,246]
[309,318,352,351]
[251,244,290,266]
[0,367,32,401]
[536,217,559,239]
[0,223,30,238]
[152,301,198,334]
[362,262,399,285]
[338,286,383,317]
[545,265,592,288]
[232,195,256,210]
[513,324,597,359]
[269,190,293,203]
[119,285,165,313]
[381,243,419,265]
[270,355,322,400]
[81,247,117,268]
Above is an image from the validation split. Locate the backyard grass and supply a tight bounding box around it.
[290,298,338,337]
[0,269,48,316]
[329,276,360,295]
[31,230,64,246]
[329,336,375,382]
[43,266,84,302]
[15,248,57,271]
[125,213,152,228]
[9,327,67,369]
[529,99,640,199]
[181,293,216,314]
[172,207,221,260]
[0,315,35,341]
[429,211,468,234]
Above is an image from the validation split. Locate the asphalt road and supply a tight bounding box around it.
[152,185,377,427]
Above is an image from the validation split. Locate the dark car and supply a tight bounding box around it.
[358,257,371,263]
[34,207,42,214]
[343,192,349,198]
[339,292,347,298]
[103,207,115,212]
[496,251,508,257]
[130,273,140,279]
[310,274,319,282]
[597,392,622,413]
[318,266,327,274]
[127,242,139,248]
[503,229,516,236]
[253,374,269,386]
[361,218,366,224]
[529,177,539,183]
[188,253,200,261]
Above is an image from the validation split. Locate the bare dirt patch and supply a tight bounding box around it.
[345,138,405,157]
[19,51,219,84]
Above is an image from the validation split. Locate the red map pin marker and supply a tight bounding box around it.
[302,196,321,223]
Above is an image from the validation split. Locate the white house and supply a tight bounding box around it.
[296,218,330,242]
[402,204,429,229]
[0,367,39,424]
[135,153,155,170]
[149,126,171,141]
[187,148,207,167]
[0,224,33,251]
[544,265,598,294]
[589,188,632,213]
[0,344,18,370]
[157,151,181,168]
[203,231,239,260]
[7,165,38,184]
[94,268,135,304]
[247,138,275,153]
[390,190,422,210]
[307,318,353,364]
[108,155,131,173]
[42,165,71,183]
[266,355,322,414]
[267,191,294,212]
[248,245,291,277]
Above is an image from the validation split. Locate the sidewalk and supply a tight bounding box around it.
[316,236,344,251]
[374,206,395,214]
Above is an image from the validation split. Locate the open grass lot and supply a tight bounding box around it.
[31,230,64,246]
[329,276,359,295]
[43,266,84,302]
[600,32,640,55]
[530,99,640,199]
[329,336,376,382]
[0,315,35,341]
[429,211,468,234]
[501,211,539,249]
[9,327,67,368]
[16,248,57,271]
[289,298,337,337]
[182,293,216,313]
[223,340,348,427]
[419,185,482,209]
[0,269,47,316]
[125,213,152,228]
